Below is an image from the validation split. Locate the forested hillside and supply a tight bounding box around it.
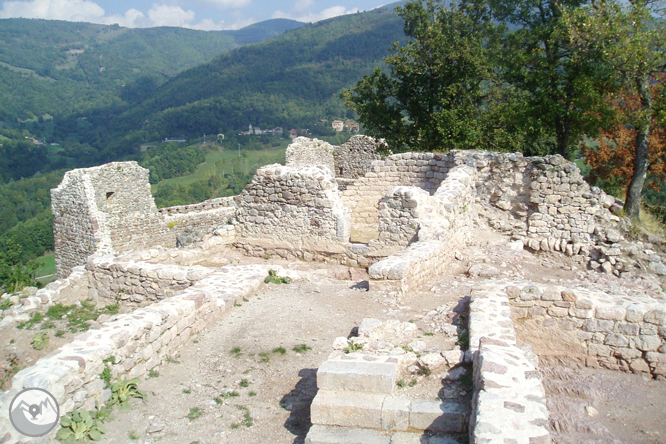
[67,7,405,160]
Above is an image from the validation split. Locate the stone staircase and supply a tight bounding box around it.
[305,352,470,444]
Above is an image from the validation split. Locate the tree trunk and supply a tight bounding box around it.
[624,76,652,220]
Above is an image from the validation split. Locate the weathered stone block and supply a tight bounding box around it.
[382,396,411,431]
[304,425,391,444]
[409,400,467,433]
[311,390,385,430]
[317,359,398,394]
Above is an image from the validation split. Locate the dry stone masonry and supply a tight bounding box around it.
[10,136,661,444]
[0,264,269,443]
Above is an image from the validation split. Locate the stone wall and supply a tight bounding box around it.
[334,135,384,179]
[52,162,173,278]
[369,166,477,294]
[0,267,90,326]
[87,255,214,304]
[468,286,551,444]
[0,264,269,444]
[504,281,666,378]
[159,197,236,235]
[285,137,336,174]
[342,153,452,239]
[235,164,350,254]
[450,151,622,262]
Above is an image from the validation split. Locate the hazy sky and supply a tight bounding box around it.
[0,0,391,30]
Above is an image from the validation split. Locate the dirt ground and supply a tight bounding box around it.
[4,229,666,443]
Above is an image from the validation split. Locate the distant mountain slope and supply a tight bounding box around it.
[220,18,304,45]
[98,8,405,150]
[0,18,302,122]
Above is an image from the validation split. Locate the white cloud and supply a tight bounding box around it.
[0,0,105,21]
[272,5,359,23]
[0,0,254,29]
[199,0,252,9]
[147,4,195,27]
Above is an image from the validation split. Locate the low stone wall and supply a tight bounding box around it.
[369,166,476,293]
[0,264,269,444]
[468,286,551,444]
[0,267,90,326]
[504,281,666,378]
[87,255,214,304]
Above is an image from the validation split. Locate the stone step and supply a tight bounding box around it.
[311,390,469,434]
[305,425,464,444]
[317,356,398,393]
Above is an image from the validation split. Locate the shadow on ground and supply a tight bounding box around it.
[280,368,318,444]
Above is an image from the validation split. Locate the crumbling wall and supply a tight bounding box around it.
[451,151,620,257]
[285,137,336,174]
[235,164,350,257]
[342,153,452,240]
[0,264,269,444]
[159,197,236,234]
[334,135,384,179]
[52,162,174,278]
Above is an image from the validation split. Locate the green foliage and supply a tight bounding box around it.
[0,237,38,294]
[187,407,202,421]
[46,301,118,333]
[264,269,291,284]
[141,143,205,184]
[99,357,116,388]
[344,0,496,152]
[272,347,286,355]
[0,298,13,311]
[56,408,106,442]
[17,312,44,330]
[292,344,312,354]
[108,377,146,412]
[344,342,364,354]
[231,346,242,357]
[239,379,249,388]
[148,370,159,378]
[30,332,49,350]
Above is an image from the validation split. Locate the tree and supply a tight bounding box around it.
[0,238,38,294]
[342,0,495,152]
[563,0,666,218]
[485,0,615,159]
[583,79,666,199]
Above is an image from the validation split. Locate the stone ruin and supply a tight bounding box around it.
[1,134,666,443]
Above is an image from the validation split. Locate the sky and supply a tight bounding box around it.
[0,0,392,30]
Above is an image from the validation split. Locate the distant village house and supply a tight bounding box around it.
[332,120,344,132]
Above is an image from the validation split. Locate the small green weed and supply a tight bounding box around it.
[243,297,249,302]
[424,333,434,337]
[272,347,286,355]
[239,379,249,388]
[397,379,406,388]
[231,346,242,357]
[231,423,239,429]
[248,391,256,397]
[128,430,139,440]
[221,390,240,399]
[108,377,146,412]
[456,331,470,350]
[0,299,13,311]
[259,352,270,363]
[409,379,418,387]
[166,356,180,364]
[292,344,311,354]
[30,332,49,350]
[57,408,105,442]
[187,407,202,421]
[18,312,44,330]
[234,301,242,307]
[344,342,364,354]
[416,363,432,377]
[148,370,159,378]
[55,329,65,337]
[214,397,223,404]
[183,389,191,394]
[264,269,291,284]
